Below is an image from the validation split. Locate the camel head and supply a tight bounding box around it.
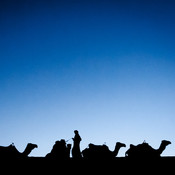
[27,143,38,149]
[161,140,171,147]
[112,142,126,157]
[22,143,38,157]
[156,140,171,156]
[116,142,126,148]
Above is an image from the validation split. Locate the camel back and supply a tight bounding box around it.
[125,142,154,158]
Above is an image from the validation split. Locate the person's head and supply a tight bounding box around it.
[74,130,79,134]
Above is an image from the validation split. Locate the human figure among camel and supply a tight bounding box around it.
[72,130,82,159]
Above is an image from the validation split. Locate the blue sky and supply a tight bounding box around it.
[0,0,175,157]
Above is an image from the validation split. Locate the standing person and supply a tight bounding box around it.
[72,130,82,159]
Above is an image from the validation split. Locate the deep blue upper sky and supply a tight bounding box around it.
[0,0,175,157]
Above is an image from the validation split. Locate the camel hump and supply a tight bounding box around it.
[89,143,108,150]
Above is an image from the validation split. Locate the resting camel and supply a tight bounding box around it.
[125,140,171,158]
[0,143,38,160]
[82,142,126,159]
[46,139,71,160]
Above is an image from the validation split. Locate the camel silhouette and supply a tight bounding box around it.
[0,143,38,160]
[45,139,71,160]
[72,130,82,159]
[125,140,171,159]
[82,142,126,159]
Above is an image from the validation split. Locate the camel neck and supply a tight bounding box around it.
[22,145,32,157]
[157,143,166,155]
[113,145,121,157]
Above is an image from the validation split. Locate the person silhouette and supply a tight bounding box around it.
[72,130,82,159]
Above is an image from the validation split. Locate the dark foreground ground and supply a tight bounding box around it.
[1,156,175,173]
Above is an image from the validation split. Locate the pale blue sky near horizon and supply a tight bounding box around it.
[0,0,175,157]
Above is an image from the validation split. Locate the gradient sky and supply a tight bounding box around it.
[0,0,175,157]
